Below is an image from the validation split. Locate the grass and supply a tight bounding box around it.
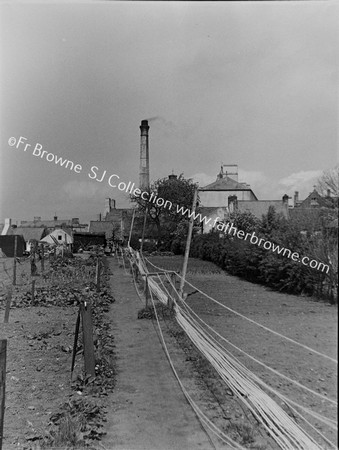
[147,255,223,275]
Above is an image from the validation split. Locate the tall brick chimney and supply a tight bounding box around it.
[139,120,150,191]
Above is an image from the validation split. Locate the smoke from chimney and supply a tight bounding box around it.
[139,120,150,191]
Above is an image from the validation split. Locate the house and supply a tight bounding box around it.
[88,221,115,241]
[9,226,47,252]
[233,197,290,220]
[294,188,338,209]
[20,216,73,232]
[198,166,290,233]
[289,188,338,235]
[102,198,135,243]
[199,165,258,207]
[41,229,73,248]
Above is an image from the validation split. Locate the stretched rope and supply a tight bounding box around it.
[131,251,336,449]
[147,279,246,449]
[145,257,337,364]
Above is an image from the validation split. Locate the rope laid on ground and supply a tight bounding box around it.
[137,253,337,417]
[177,303,324,449]
[147,277,246,449]
[153,275,337,450]
[133,252,335,449]
[145,257,337,364]
[163,276,337,448]
[156,272,337,430]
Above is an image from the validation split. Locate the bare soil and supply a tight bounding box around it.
[0,254,337,449]
[144,256,338,448]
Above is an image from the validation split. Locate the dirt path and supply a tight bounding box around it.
[101,258,215,450]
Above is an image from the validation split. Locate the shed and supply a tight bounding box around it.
[0,235,25,257]
[41,229,73,246]
[9,227,47,252]
[73,232,106,252]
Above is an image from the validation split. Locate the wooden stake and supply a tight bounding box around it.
[179,188,198,297]
[140,205,148,253]
[95,257,100,292]
[145,277,149,308]
[168,272,177,310]
[71,306,81,377]
[13,236,17,286]
[4,287,12,324]
[0,339,7,450]
[128,208,136,248]
[80,301,96,377]
[40,244,44,273]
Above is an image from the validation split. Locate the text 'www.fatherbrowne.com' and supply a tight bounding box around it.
[175,205,330,274]
[8,135,330,273]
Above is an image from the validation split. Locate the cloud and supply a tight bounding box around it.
[189,169,325,202]
[278,170,322,197]
[62,180,102,200]
[190,172,215,187]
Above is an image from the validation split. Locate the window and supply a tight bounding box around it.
[58,235,62,240]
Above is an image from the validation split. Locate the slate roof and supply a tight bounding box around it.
[89,221,114,239]
[298,189,338,209]
[200,176,258,200]
[9,227,47,241]
[200,176,250,191]
[20,219,72,228]
[237,200,289,219]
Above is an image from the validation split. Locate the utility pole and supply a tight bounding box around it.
[179,188,198,297]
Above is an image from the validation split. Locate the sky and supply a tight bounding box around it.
[0,1,338,224]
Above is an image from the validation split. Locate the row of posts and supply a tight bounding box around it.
[131,261,178,310]
[1,238,47,449]
[71,255,102,380]
[1,247,103,449]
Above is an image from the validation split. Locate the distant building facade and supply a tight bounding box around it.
[199,165,257,208]
[199,166,290,233]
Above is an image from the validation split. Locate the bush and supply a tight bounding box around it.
[190,208,336,302]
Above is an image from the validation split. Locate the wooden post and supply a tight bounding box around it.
[128,208,136,248]
[95,257,100,292]
[71,307,81,377]
[145,277,149,308]
[168,272,177,310]
[40,244,44,273]
[0,339,7,450]
[4,287,12,324]
[179,188,198,297]
[140,205,148,254]
[80,301,96,377]
[13,236,17,286]
[31,279,36,302]
[30,248,37,276]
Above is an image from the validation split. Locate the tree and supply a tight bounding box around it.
[131,174,199,247]
[316,165,339,203]
[229,210,259,234]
